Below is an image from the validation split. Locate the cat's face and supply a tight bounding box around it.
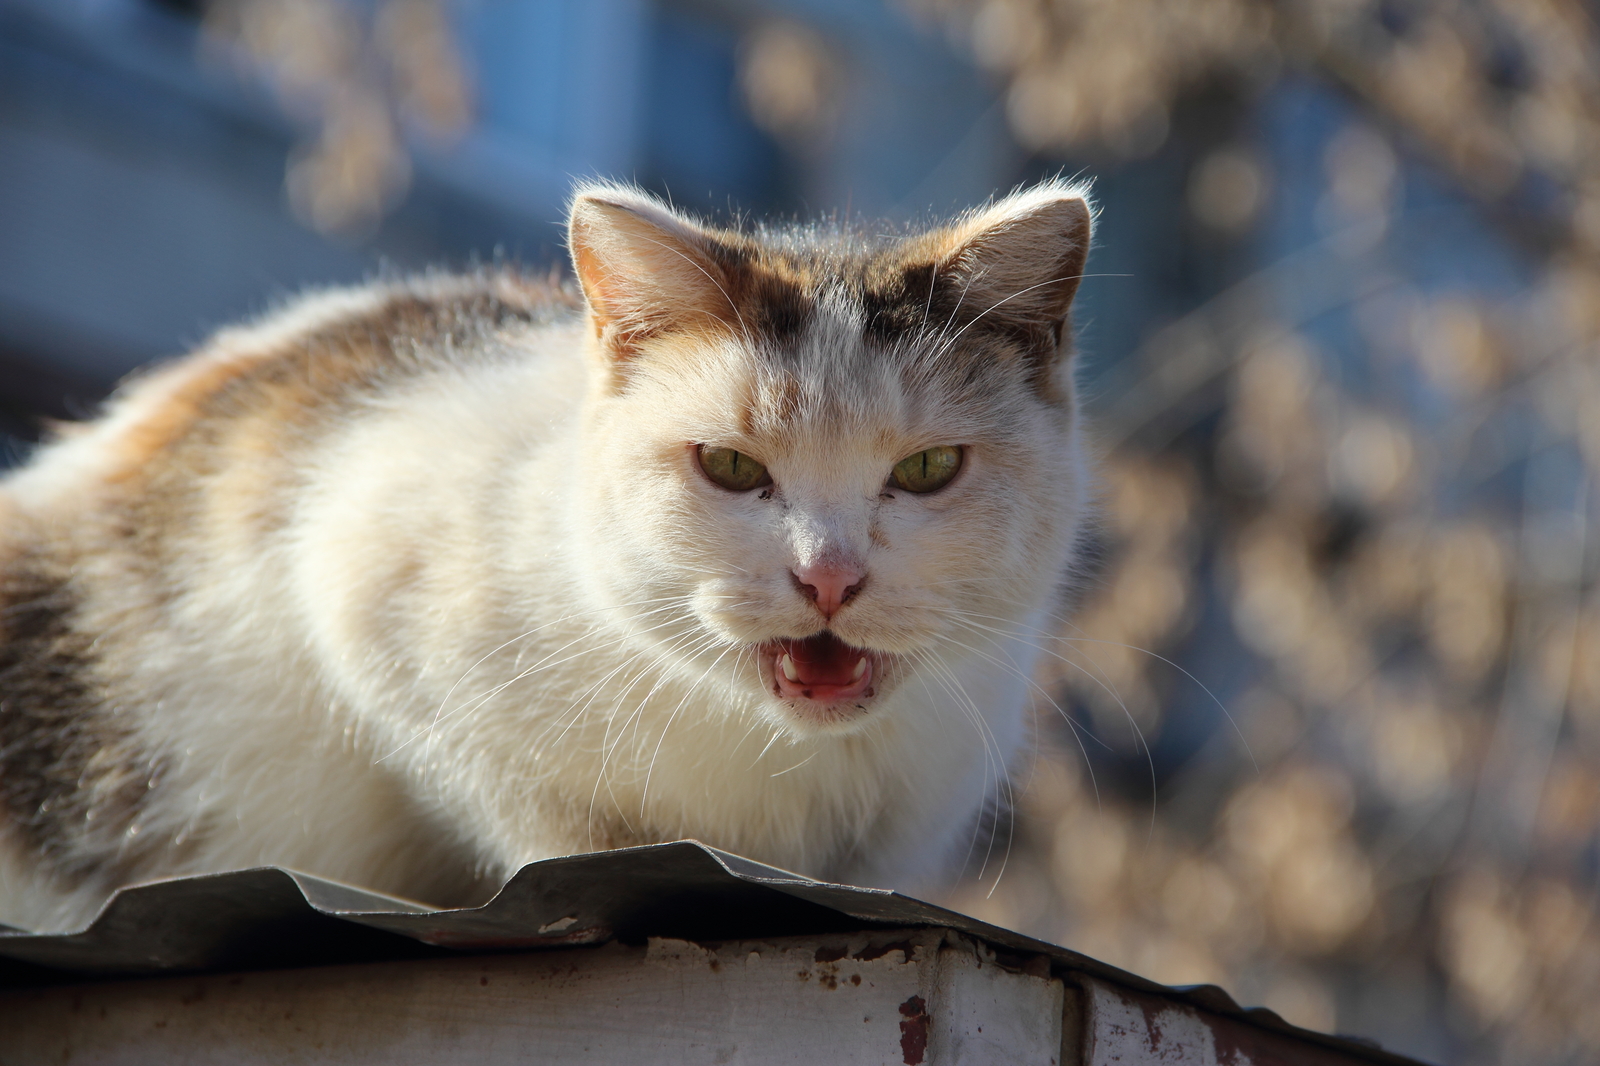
[568,183,1092,736]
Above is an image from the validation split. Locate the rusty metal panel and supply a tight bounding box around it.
[1073,975,1394,1066]
[0,841,1427,1065]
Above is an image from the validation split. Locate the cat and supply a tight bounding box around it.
[0,180,1093,932]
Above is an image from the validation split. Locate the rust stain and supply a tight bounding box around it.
[814,945,848,963]
[1120,985,1314,1066]
[1137,998,1167,1053]
[898,994,929,1065]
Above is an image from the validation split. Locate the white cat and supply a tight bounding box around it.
[0,180,1093,931]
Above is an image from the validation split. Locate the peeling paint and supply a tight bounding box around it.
[898,994,929,1064]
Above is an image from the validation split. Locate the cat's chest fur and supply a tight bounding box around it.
[0,181,1092,931]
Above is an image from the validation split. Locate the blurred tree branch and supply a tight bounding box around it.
[201,0,473,236]
[906,0,1600,267]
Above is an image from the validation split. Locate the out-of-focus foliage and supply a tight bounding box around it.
[909,0,1600,247]
[903,1,1600,1063]
[202,0,472,235]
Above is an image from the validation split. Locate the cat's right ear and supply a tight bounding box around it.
[567,186,740,375]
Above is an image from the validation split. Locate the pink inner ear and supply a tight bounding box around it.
[568,197,741,358]
[570,241,622,340]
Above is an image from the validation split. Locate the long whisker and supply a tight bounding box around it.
[406,597,696,760]
[640,641,742,814]
[913,647,1014,890]
[587,630,726,842]
[924,625,1104,810]
[942,607,1255,772]
[397,603,704,772]
[770,750,819,778]
[925,272,1128,362]
[412,606,696,752]
[936,617,1157,838]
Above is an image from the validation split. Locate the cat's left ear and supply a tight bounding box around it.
[906,182,1093,380]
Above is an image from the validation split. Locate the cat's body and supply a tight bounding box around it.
[0,182,1092,932]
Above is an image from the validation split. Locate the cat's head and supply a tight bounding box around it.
[566,181,1093,736]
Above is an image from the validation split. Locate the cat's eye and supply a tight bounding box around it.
[891,446,963,493]
[697,445,772,492]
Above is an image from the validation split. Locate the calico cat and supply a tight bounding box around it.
[0,181,1093,931]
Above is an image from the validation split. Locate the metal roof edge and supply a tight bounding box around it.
[0,840,1431,1065]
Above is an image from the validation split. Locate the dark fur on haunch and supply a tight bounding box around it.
[0,540,157,883]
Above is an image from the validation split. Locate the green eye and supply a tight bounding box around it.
[891,445,963,493]
[697,445,772,492]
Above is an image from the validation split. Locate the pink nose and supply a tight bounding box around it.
[793,562,867,619]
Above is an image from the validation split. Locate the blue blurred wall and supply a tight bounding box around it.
[0,0,1021,455]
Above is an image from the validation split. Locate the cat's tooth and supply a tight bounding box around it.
[780,654,800,682]
[851,657,867,681]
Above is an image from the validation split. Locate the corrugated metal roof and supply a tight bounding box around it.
[0,841,1424,1064]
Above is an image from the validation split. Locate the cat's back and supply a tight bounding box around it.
[4,270,579,519]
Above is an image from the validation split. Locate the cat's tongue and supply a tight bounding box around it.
[773,633,873,702]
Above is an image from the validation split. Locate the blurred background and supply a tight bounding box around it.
[3,0,1598,1062]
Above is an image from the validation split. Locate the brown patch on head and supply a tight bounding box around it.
[722,248,819,347]
[861,258,940,344]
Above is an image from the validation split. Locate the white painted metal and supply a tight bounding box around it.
[0,928,1065,1065]
[932,943,1064,1063]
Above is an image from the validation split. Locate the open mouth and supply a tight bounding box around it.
[764,632,875,703]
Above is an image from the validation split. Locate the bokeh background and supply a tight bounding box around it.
[4,1,1599,1062]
